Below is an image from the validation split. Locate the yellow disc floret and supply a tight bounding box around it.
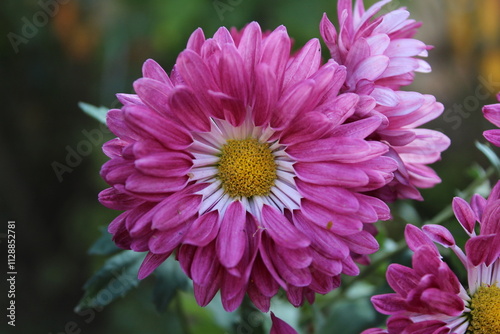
[217,138,277,198]
[468,284,500,334]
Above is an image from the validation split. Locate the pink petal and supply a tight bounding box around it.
[270,312,298,334]
[386,264,419,297]
[295,161,369,188]
[126,173,188,194]
[283,38,322,91]
[296,180,360,214]
[142,59,173,85]
[216,201,247,268]
[237,21,262,80]
[466,234,496,266]
[151,193,202,230]
[184,211,220,247]
[287,137,385,163]
[123,105,192,150]
[452,197,477,234]
[135,151,192,178]
[138,251,171,279]
[261,205,310,248]
[169,86,212,132]
[422,224,455,247]
[371,293,407,314]
[421,288,465,316]
[404,224,436,252]
[133,78,172,116]
[253,64,278,126]
[271,80,314,130]
[191,242,221,287]
[186,28,205,54]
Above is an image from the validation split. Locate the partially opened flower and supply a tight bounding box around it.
[363,181,500,333]
[100,23,396,312]
[320,0,450,201]
[483,93,500,147]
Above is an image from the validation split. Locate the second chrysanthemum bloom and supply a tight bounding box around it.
[100,22,397,312]
[363,181,500,334]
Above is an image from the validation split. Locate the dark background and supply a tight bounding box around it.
[1,0,499,333]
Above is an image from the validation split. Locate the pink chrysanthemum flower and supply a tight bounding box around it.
[99,23,397,312]
[320,0,450,201]
[362,181,500,334]
[483,93,500,147]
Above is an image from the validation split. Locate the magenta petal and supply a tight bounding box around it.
[186,28,205,54]
[404,224,437,253]
[151,194,201,230]
[421,288,464,316]
[295,161,369,188]
[237,22,262,79]
[283,38,321,91]
[452,197,477,234]
[340,230,379,254]
[99,187,144,210]
[270,312,298,334]
[483,103,500,126]
[465,234,496,266]
[271,80,314,130]
[371,293,407,314]
[484,129,500,147]
[253,64,278,127]
[123,105,192,150]
[184,211,220,247]
[261,25,291,85]
[138,251,171,279]
[169,87,212,132]
[287,137,387,163]
[296,180,359,214]
[126,173,188,194]
[191,242,220,286]
[142,59,173,85]
[320,13,338,57]
[422,224,455,247]
[133,78,172,116]
[193,270,222,307]
[216,201,247,268]
[386,264,419,297]
[385,39,428,57]
[261,205,310,248]
[135,151,192,178]
[349,55,390,85]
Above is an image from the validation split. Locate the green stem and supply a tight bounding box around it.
[234,296,266,334]
[176,293,192,334]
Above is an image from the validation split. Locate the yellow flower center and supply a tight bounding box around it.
[217,138,277,198]
[468,284,500,334]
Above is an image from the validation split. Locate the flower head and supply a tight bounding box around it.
[363,180,500,333]
[320,0,450,201]
[483,93,500,147]
[100,23,396,312]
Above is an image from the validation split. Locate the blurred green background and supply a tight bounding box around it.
[1,0,500,333]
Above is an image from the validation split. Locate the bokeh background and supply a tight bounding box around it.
[2,0,500,333]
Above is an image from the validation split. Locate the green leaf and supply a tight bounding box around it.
[152,257,190,313]
[476,141,500,174]
[78,101,108,124]
[88,226,121,256]
[75,250,144,312]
